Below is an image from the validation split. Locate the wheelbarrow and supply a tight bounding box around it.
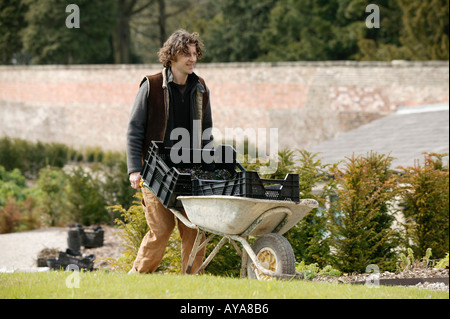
[164,194,319,280]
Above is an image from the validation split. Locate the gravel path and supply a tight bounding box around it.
[0,226,125,272]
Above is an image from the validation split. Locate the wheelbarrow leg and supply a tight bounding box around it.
[185,230,204,275]
[194,237,228,275]
[240,238,249,278]
[227,238,249,278]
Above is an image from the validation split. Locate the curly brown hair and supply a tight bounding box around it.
[158,29,204,68]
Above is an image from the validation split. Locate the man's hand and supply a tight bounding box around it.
[129,172,142,190]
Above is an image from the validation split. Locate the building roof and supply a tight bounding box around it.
[307,103,449,169]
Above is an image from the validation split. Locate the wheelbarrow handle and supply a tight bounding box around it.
[169,208,198,230]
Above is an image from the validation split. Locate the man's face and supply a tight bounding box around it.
[171,44,197,76]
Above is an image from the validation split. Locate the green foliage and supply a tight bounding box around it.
[202,0,277,62]
[64,166,109,225]
[0,137,135,226]
[110,192,149,272]
[2,137,448,277]
[244,148,333,268]
[2,0,448,64]
[84,146,104,163]
[0,165,41,233]
[0,0,28,64]
[397,0,449,60]
[295,261,342,280]
[0,196,40,233]
[93,151,136,213]
[0,166,27,206]
[258,0,367,61]
[285,150,332,267]
[326,152,402,273]
[358,0,449,61]
[203,237,243,277]
[399,153,449,259]
[436,253,449,270]
[0,137,70,178]
[398,248,434,271]
[21,0,116,64]
[33,165,111,226]
[33,166,70,226]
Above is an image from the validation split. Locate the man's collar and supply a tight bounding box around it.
[164,67,199,87]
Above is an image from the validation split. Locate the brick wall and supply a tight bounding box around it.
[0,61,448,151]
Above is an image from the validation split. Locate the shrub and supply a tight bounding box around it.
[33,166,71,226]
[109,193,183,274]
[295,261,342,279]
[0,197,23,233]
[0,166,27,206]
[436,253,449,269]
[326,152,402,273]
[94,151,137,215]
[0,165,41,233]
[397,248,434,271]
[286,150,332,267]
[398,153,449,259]
[0,137,70,178]
[65,166,109,225]
[110,192,148,272]
[84,146,104,163]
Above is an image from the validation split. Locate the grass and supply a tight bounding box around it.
[0,271,448,299]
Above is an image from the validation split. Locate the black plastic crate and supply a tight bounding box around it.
[47,249,95,271]
[141,141,244,208]
[193,171,300,202]
[78,225,104,249]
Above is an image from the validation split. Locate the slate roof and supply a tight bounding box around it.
[307,104,449,169]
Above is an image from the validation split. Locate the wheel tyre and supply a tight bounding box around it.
[247,233,296,280]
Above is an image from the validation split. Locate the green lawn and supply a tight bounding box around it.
[0,271,448,299]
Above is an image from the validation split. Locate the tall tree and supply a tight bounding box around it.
[201,0,277,62]
[259,0,367,61]
[398,0,449,60]
[0,0,28,64]
[358,0,449,61]
[129,0,204,64]
[21,0,116,64]
[113,0,156,64]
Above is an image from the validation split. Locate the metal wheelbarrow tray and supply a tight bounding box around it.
[170,195,318,280]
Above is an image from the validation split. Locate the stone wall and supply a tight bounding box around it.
[0,61,448,151]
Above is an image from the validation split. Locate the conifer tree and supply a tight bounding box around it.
[326,152,401,273]
[399,153,449,259]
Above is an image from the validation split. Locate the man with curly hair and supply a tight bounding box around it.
[126,29,213,274]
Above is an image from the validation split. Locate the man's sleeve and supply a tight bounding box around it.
[126,80,149,175]
[202,85,214,148]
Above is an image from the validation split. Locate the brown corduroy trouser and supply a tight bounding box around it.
[132,187,206,274]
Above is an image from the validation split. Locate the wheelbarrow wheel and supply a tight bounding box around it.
[247,233,296,280]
